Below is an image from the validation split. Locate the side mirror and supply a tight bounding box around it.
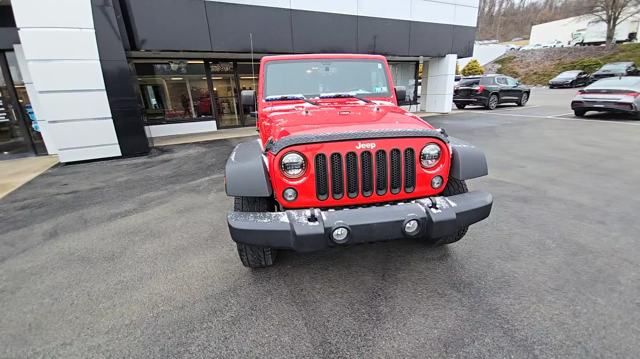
[240,90,256,107]
[395,86,407,104]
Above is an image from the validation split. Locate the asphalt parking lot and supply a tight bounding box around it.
[2,88,640,358]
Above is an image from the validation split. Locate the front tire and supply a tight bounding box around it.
[574,109,586,117]
[517,92,529,107]
[434,178,469,246]
[455,103,467,110]
[234,197,277,268]
[486,94,499,110]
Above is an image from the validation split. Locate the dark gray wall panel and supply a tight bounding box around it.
[291,10,357,53]
[116,0,476,57]
[357,16,410,55]
[92,0,149,156]
[452,26,476,58]
[0,28,18,50]
[93,0,128,61]
[121,0,211,51]
[206,2,292,53]
[409,22,453,57]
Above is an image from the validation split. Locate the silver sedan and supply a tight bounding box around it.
[571,77,640,119]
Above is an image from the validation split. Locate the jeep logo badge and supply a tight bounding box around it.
[355,142,376,150]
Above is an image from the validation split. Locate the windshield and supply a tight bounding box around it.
[556,71,579,78]
[458,79,480,87]
[601,63,628,71]
[264,59,391,99]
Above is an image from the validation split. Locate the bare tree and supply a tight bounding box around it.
[477,0,597,42]
[590,0,640,47]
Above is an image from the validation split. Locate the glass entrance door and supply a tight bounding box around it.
[0,51,42,158]
[209,62,240,128]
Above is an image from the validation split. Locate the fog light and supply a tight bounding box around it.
[283,188,297,201]
[431,176,443,189]
[404,219,420,235]
[332,227,349,243]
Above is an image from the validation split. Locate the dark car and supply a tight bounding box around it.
[589,62,640,83]
[453,75,530,110]
[571,76,640,119]
[549,70,590,88]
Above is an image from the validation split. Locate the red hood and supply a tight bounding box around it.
[261,101,434,142]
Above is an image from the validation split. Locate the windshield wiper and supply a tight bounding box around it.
[319,93,372,103]
[264,95,318,106]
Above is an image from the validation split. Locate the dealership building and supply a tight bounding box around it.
[0,0,478,162]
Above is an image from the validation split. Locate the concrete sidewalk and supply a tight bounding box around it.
[0,156,58,199]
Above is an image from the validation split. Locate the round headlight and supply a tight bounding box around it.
[420,143,441,168]
[280,152,306,178]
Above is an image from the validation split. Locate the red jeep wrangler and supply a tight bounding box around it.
[226,54,493,268]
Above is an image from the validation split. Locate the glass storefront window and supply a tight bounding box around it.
[132,59,262,129]
[237,62,259,126]
[134,61,210,124]
[0,51,46,157]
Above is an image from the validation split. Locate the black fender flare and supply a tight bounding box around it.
[225,140,273,197]
[449,137,488,180]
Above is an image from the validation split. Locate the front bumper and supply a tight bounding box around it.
[549,82,572,88]
[227,191,493,252]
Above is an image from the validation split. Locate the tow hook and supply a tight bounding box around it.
[427,197,439,210]
[306,209,319,223]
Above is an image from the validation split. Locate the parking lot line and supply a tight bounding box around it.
[493,105,543,112]
[458,110,640,126]
[549,113,576,118]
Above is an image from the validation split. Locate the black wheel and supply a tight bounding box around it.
[517,92,529,107]
[486,94,499,110]
[434,178,469,246]
[570,80,576,88]
[234,197,277,268]
[455,103,467,110]
[574,109,586,117]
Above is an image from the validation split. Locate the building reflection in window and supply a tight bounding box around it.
[134,61,210,124]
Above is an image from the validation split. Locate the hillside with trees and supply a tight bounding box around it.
[477,0,598,42]
[485,43,640,85]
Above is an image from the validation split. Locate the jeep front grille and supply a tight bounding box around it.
[315,149,417,201]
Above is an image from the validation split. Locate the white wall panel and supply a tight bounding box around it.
[145,121,218,138]
[58,144,121,163]
[454,0,479,6]
[425,74,455,95]
[48,120,119,149]
[29,61,106,92]
[425,94,453,113]
[357,0,411,20]
[19,29,99,61]
[12,0,94,29]
[208,0,476,26]
[411,1,456,25]
[424,54,457,113]
[37,91,112,122]
[15,0,121,162]
[291,0,357,16]
[454,5,479,27]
